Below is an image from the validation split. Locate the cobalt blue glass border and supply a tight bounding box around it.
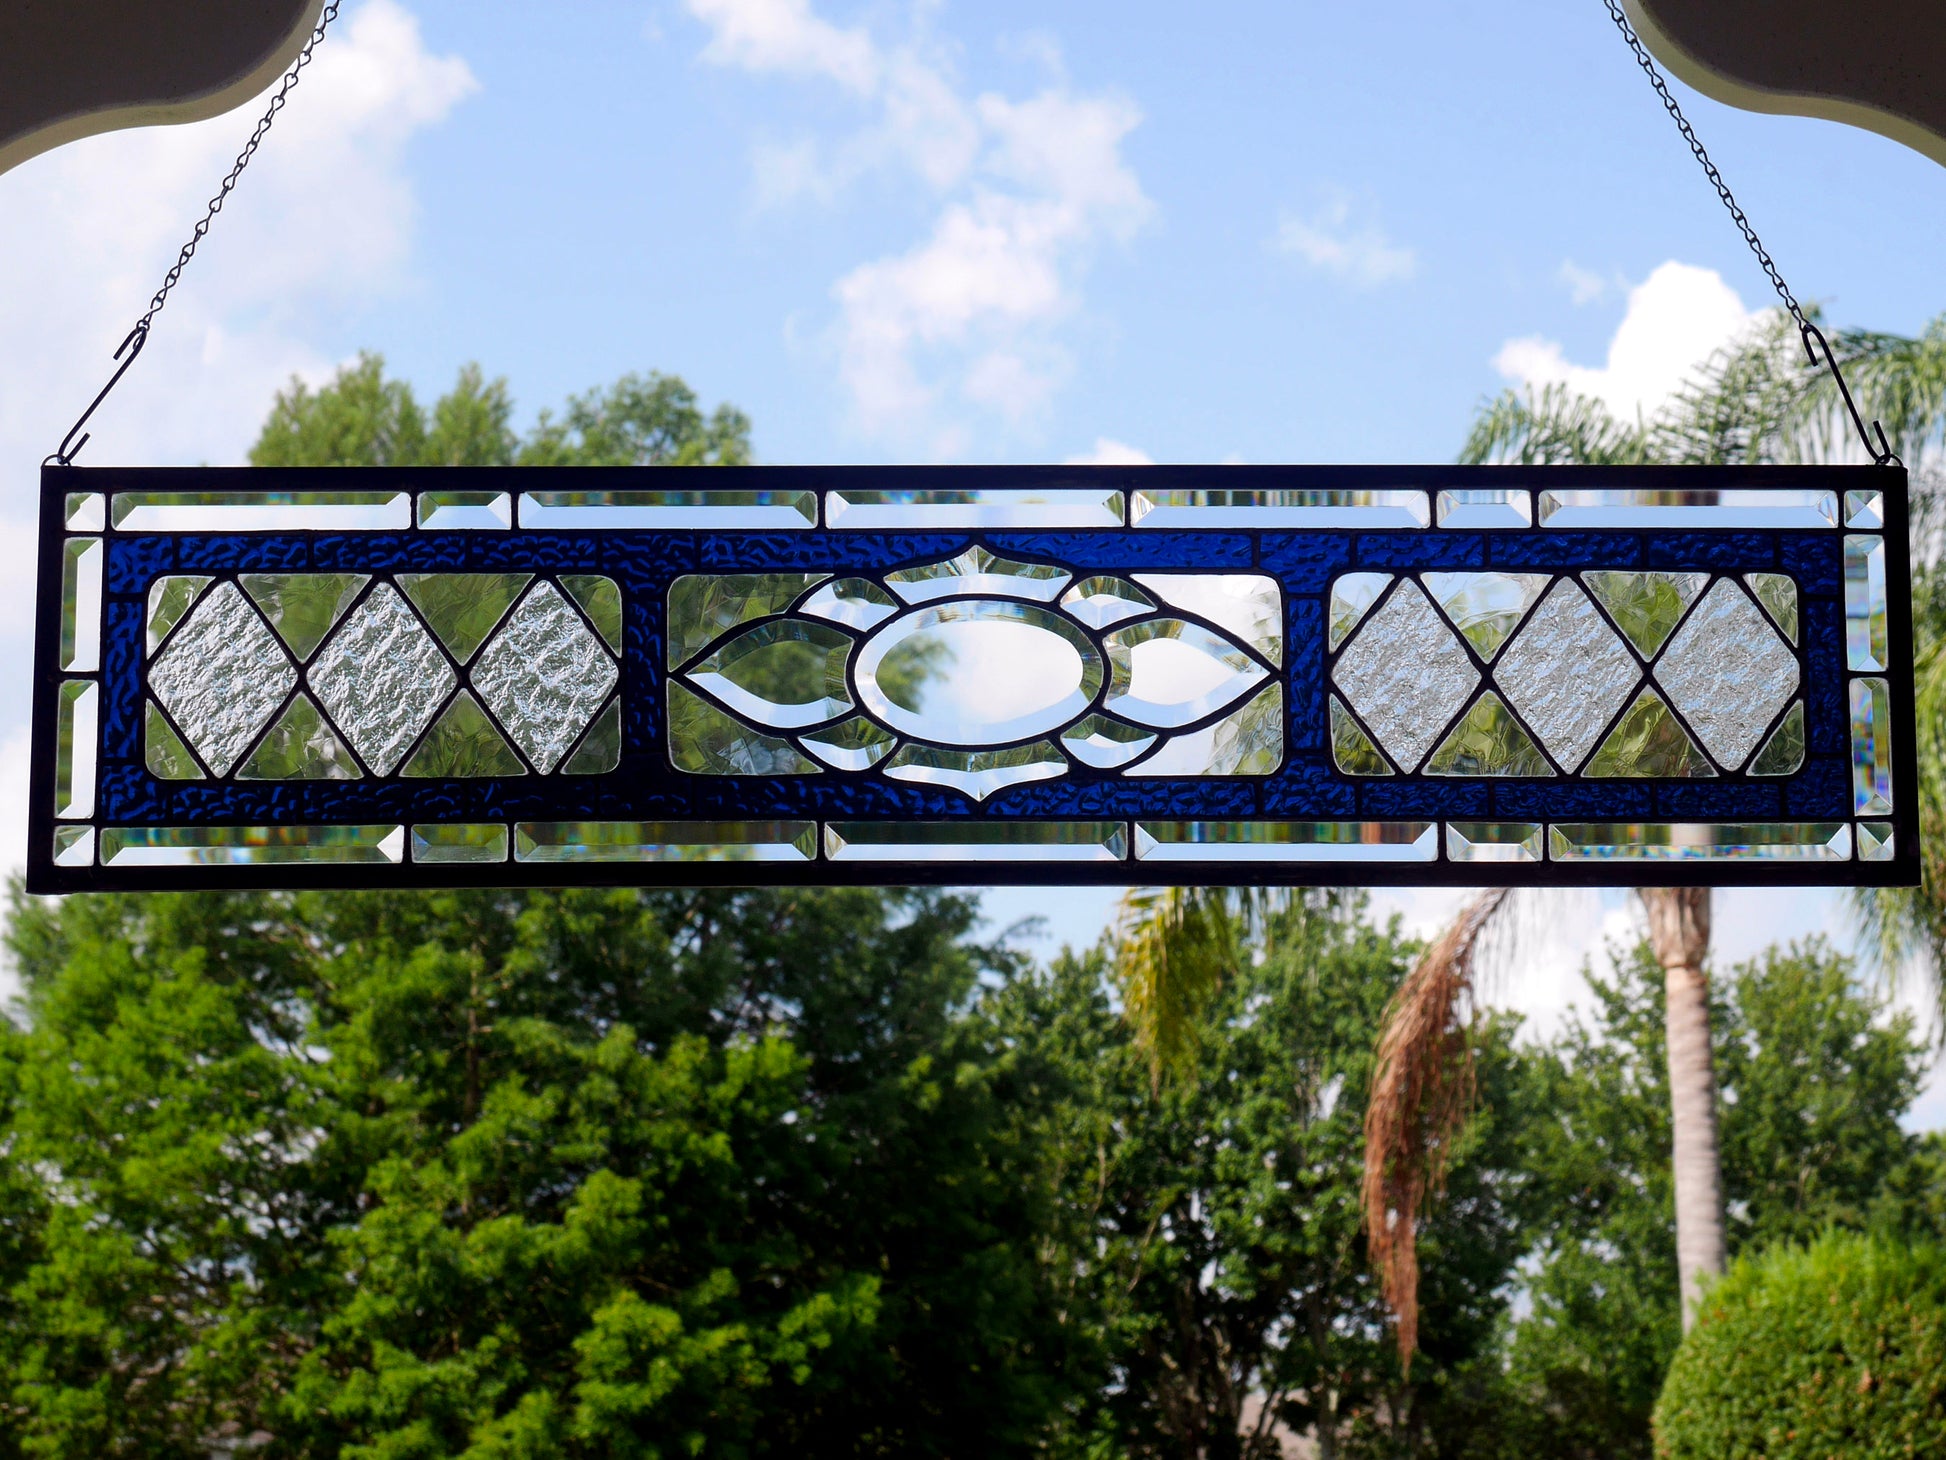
[30,464,1920,891]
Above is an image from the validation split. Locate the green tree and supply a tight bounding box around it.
[0,359,1076,1456]
[997,902,1533,1460]
[1502,936,1926,1458]
[250,353,751,469]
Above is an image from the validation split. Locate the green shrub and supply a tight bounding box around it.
[1653,1231,1946,1458]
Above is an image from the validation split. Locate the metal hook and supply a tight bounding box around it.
[45,323,150,468]
[1800,321,1902,469]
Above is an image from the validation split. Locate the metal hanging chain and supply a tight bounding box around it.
[1601,0,1898,467]
[47,1,342,467]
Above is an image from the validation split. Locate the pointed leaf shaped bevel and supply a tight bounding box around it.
[685,618,855,730]
[1104,616,1269,730]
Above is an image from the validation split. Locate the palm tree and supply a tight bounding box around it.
[1364,306,1946,1361]
[1116,307,1946,1367]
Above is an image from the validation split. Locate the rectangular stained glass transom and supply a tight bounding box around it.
[28,464,1918,890]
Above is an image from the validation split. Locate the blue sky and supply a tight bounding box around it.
[2,0,1943,1078]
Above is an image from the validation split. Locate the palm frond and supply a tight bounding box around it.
[1459,382,1650,467]
[1361,887,1510,1370]
[1112,885,1232,1088]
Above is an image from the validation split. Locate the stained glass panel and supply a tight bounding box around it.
[30,464,1914,890]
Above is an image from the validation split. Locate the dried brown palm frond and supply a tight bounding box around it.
[1361,887,1510,1370]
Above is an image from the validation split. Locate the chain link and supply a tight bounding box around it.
[1601,0,1897,465]
[1601,0,1803,326]
[49,1,341,465]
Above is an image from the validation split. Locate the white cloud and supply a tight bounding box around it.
[684,0,1149,447]
[1274,193,1416,287]
[0,0,472,889]
[1064,437,1152,465]
[1493,260,1761,422]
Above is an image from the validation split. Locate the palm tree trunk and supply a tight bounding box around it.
[1641,886,1725,1327]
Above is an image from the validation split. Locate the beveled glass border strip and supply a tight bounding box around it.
[1135,820,1437,862]
[823,821,1128,861]
[1537,489,1838,528]
[519,490,817,530]
[1130,489,1431,528]
[1547,821,1851,861]
[100,825,406,865]
[111,492,413,532]
[514,820,818,862]
[826,489,1124,529]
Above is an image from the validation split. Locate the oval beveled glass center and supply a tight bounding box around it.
[857,601,1103,747]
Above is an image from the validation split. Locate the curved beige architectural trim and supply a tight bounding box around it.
[1625,0,1946,172]
[0,0,323,180]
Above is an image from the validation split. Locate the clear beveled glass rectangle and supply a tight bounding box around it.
[823,821,1128,861]
[1851,676,1893,814]
[1445,821,1544,862]
[54,680,96,820]
[519,490,817,530]
[112,492,412,532]
[514,820,818,862]
[417,491,511,530]
[99,825,406,865]
[1845,534,1888,670]
[1130,489,1430,528]
[826,489,1123,529]
[411,823,510,863]
[1537,489,1838,528]
[60,537,102,672]
[1435,489,1531,529]
[1547,822,1851,860]
[1134,820,1437,861]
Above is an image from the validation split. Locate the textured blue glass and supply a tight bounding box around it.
[74,522,1863,838]
[1646,532,1777,571]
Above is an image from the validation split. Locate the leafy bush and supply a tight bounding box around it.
[1653,1231,1946,1458]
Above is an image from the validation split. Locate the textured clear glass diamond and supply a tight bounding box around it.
[1331,581,1479,771]
[308,582,457,776]
[473,582,622,773]
[1653,580,1799,770]
[1494,579,1638,771]
[148,581,297,777]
